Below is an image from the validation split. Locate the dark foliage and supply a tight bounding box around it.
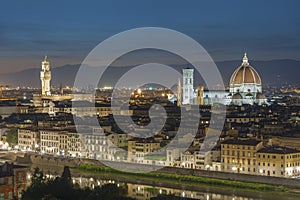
[21,166,134,200]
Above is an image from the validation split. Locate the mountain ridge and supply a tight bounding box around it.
[0,59,299,87]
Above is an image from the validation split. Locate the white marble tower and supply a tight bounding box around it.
[182,68,194,105]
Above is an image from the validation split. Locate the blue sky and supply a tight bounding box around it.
[0,0,299,72]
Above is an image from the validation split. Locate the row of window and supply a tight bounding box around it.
[223,145,257,150]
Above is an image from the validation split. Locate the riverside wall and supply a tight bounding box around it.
[15,153,300,189]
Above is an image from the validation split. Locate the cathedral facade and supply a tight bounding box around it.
[177,53,267,106]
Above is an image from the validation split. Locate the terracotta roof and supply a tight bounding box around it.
[222,139,262,146]
[258,146,300,154]
[230,54,261,85]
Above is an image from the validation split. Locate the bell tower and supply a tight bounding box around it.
[182,68,194,105]
[40,56,51,96]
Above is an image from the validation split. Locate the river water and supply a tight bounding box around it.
[27,164,300,200]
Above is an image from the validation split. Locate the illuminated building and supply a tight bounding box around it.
[229,53,267,105]
[40,130,68,155]
[178,53,267,105]
[17,129,39,151]
[177,78,182,106]
[182,68,194,105]
[40,56,51,96]
[80,127,116,160]
[127,139,161,162]
[196,85,204,105]
[257,146,300,177]
[221,139,263,174]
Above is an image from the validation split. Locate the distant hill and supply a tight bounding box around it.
[0,59,299,88]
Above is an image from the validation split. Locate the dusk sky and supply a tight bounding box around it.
[0,0,299,73]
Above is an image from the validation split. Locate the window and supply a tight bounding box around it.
[18,172,23,182]
[0,193,4,200]
[8,192,12,200]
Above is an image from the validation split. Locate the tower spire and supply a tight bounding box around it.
[40,56,51,96]
[242,52,249,65]
[177,77,182,106]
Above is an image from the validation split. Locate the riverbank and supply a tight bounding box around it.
[11,152,300,191]
[77,164,288,192]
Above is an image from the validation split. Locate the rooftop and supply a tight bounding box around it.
[222,138,262,146]
[258,146,300,154]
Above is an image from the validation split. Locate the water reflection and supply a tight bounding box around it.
[68,176,249,200]
[25,170,299,200]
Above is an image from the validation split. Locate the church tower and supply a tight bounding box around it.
[182,68,194,105]
[177,78,182,107]
[196,85,204,105]
[40,56,51,96]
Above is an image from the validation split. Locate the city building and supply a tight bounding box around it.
[177,53,267,106]
[80,127,116,160]
[17,129,40,151]
[67,132,83,157]
[107,132,132,148]
[221,139,263,174]
[0,162,28,200]
[127,139,161,162]
[257,146,300,177]
[40,130,68,155]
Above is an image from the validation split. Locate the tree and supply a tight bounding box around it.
[6,129,18,145]
[22,166,133,200]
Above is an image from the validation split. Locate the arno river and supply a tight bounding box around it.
[26,164,300,200]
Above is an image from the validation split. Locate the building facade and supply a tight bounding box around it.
[221,139,263,174]
[80,128,116,160]
[177,53,267,106]
[40,130,68,155]
[0,163,28,200]
[257,146,300,177]
[17,129,40,151]
[128,139,161,162]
